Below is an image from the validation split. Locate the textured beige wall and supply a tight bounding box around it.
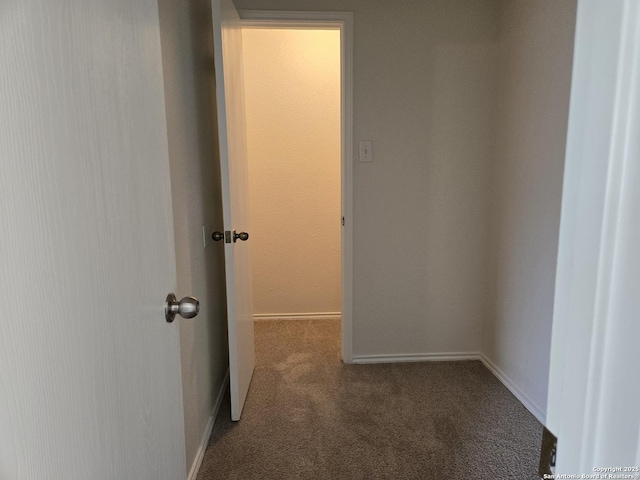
[242,28,341,316]
[484,0,577,416]
[157,0,229,474]
[236,0,498,355]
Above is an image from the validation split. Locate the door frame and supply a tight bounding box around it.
[239,10,355,363]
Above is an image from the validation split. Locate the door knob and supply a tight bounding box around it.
[233,230,249,242]
[165,293,199,323]
[211,231,224,242]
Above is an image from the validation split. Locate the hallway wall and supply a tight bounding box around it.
[158,0,230,475]
[234,0,579,425]
[236,0,499,357]
[483,0,577,420]
[242,28,341,318]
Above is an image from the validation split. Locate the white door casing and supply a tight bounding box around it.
[0,1,186,479]
[547,0,640,472]
[211,0,256,421]
[238,10,355,364]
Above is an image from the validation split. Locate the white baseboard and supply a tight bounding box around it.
[480,354,546,424]
[187,368,230,480]
[254,312,341,321]
[352,352,482,364]
[351,351,546,424]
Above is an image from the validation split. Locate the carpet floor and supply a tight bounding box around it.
[197,319,542,480]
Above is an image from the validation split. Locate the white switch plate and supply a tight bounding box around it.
[359,140,373,162]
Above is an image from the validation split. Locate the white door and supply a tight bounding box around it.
[211,0,256,421]
[546,0,640,473]
[0,1,186,479]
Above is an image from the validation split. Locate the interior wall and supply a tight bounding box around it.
[157,0,229,475]
[236,0,499,356]
[242,28,341,317]
[484,0,577,418]
[235,0,577,425]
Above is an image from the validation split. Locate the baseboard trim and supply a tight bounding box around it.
[254,312,341,321]
[351,352,482,364]
[351,352,546,424]
[187,368,230,480]
[480,354,546,425]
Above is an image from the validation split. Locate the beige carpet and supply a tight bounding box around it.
[197,319,542,479]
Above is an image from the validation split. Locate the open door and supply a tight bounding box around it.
[546,0,640,473]
[211,0,256,421]
[0,1,186,477]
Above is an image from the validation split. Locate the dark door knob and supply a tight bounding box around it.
[212,231,224,242]
[233,230,249,242]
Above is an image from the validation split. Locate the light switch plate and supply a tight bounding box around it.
[359,141,373,162]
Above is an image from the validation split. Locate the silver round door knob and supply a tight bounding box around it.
[165,293,200,323]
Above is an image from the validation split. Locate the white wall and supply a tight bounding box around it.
[242,28,341,317]
[236,0,499,356]
[484,0,577,418]
[234,0,578,425]
[158,0,229,475]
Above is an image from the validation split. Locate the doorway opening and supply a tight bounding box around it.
[240,12,354,362]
